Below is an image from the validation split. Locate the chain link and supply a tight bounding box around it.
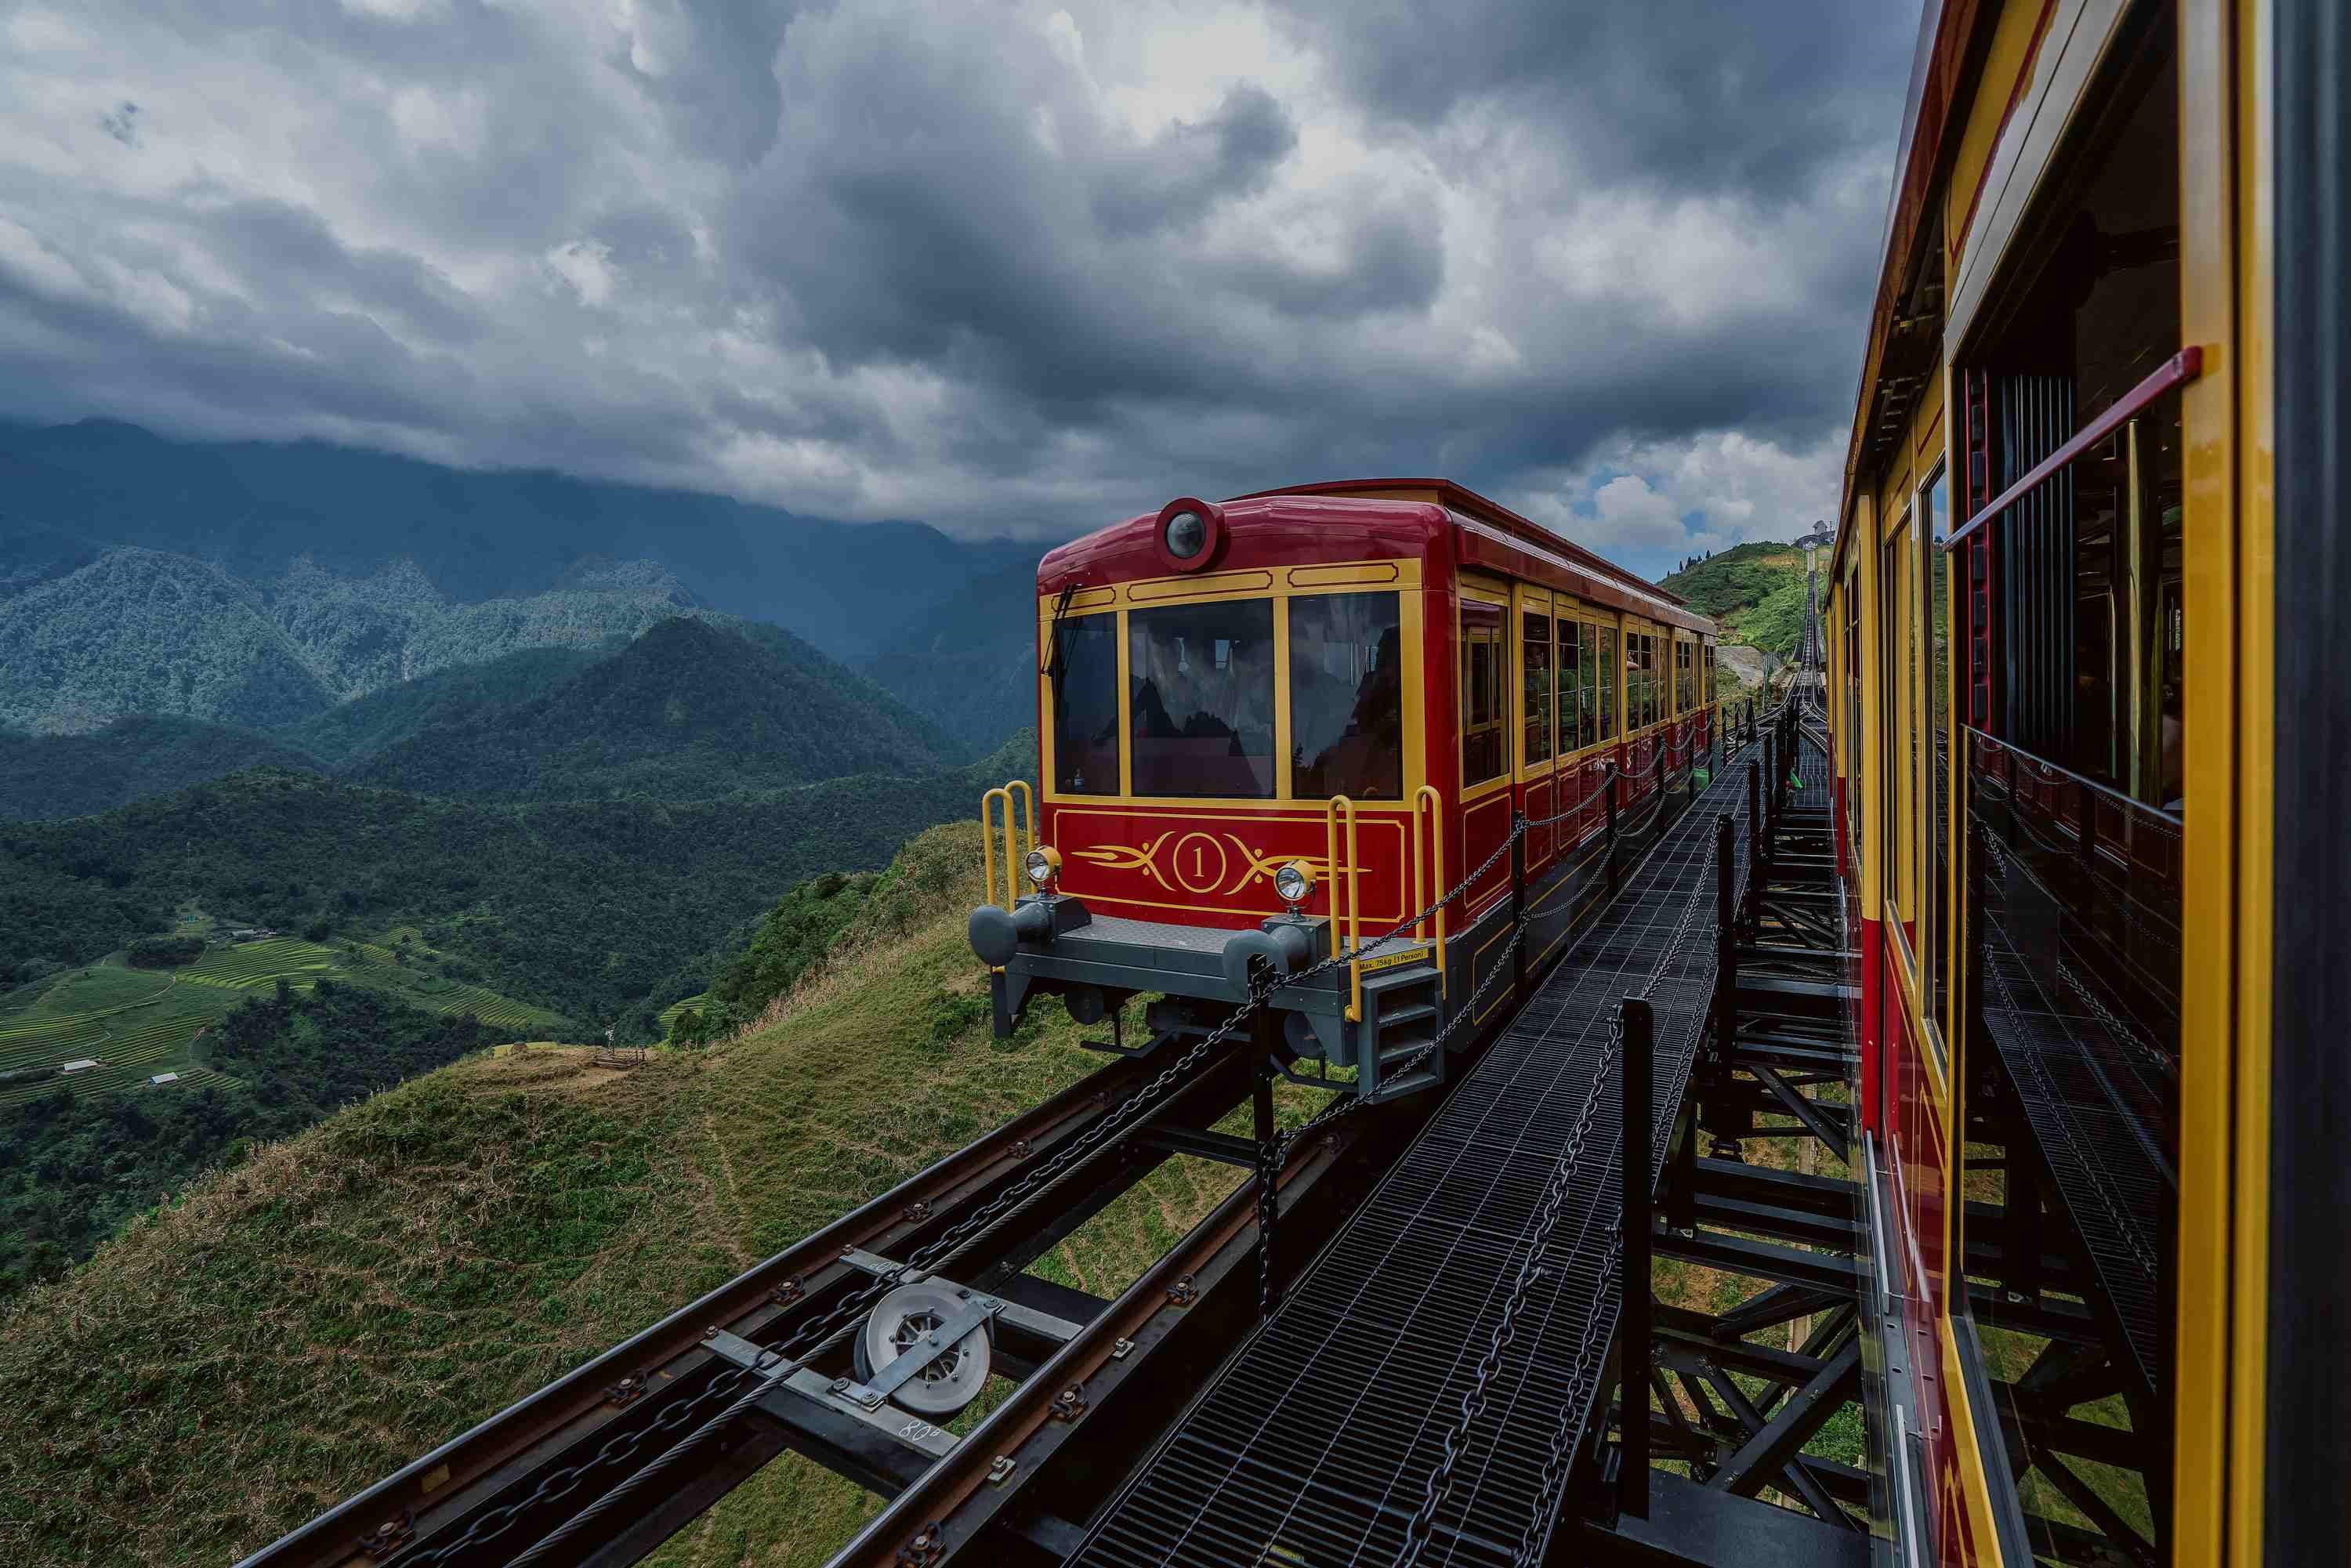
[408,770,1544,1568]
[1397,780,1727,1568]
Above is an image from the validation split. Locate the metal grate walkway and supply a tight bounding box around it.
[1069,745,1763,1568]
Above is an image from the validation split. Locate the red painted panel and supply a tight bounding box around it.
[1043,802,1410,931]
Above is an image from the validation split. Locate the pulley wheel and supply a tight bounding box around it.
[855,1282,992,1418]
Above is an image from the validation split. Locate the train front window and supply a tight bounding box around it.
[1289,592,1402,800]
[1050,612,1119,795]
[1128,599,1276,798]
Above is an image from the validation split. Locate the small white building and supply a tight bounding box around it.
[149,1072,181,1085]
[60,1059,97,1074]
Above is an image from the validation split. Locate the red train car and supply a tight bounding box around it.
[970,479,1720,1101]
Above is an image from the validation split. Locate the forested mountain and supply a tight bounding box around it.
[860,559,1041,760]
[346,617,955,801]
[0,752,1023,1024]
[0,621,969,819]
[0,418,1031,658]
[277,644,606,767]
[0,549,335,733]
[0,716,321,821]
[0,543,731,736]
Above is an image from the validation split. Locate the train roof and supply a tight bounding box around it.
[1038,476,1713,635]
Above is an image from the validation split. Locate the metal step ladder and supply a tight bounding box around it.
[1358,960,1445,1103]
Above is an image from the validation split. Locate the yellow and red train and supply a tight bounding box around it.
[1825,1,2344,1565]
[970,478,1722,1102]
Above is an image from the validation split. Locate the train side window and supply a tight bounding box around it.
[1643,635,1659,728]
[1922,466,1950,1049]
[1580,625,1599,748]
[1050,611,1120,795]
[1128,599,1276,798]
[1521,608,1553,767]
[1559,620,1581,753]
[1880,511,1913,927]
[1288,592,1403,801]
[1599,630,1617,748]
[1460,598,1508,788]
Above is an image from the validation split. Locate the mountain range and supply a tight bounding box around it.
[0,418,1034,658]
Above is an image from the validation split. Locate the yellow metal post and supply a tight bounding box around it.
[1415,785,1447,993]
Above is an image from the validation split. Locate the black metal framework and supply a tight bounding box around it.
[2269,4,2351,1560]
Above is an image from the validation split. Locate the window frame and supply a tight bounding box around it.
[1516,588,1555,775]
[1458,582,1512,797]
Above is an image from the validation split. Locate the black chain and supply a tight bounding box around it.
[1253,920,1531,1319]
[425,786,1535,1568]
[1396,801,1723,1568]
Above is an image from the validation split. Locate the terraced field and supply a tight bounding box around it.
[658,992,712,1036]
[0,938,577,1107]
[0,967,237,1107]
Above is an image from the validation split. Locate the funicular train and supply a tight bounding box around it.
[969,478,1722,1103]
[1823,1,2346,1564]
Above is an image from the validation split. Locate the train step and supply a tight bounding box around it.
[1358,962,1446,1104]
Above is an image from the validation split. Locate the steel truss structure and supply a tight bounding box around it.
[249,681,1902,1568]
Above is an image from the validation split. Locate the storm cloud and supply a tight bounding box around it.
[0,0,1917,574]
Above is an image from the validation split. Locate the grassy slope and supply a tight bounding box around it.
[0,824,1251,1568]
[1657,542,1811,654]
[0,936,577,1110]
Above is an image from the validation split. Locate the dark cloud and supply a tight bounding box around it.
[0,0,1922,575]
[1272,0,1907,197]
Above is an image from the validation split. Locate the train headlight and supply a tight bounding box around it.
[1023,846,1062,889]
[1273,860,1316,908]
[1162,509,1208,559]
[1153,497,1223,572]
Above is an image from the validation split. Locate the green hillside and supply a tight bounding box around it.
[0,929,573,1106]
[862,559,1041,760]
[0,746,1026,1026]
[1658,541,1813,654]
[0,542,737,738]
[0,823,1280,1567]
[0,981,518,1295]
[277,644,605,767]
[0,715,323,821]
[347,617,958,801]
[0,548,333,734]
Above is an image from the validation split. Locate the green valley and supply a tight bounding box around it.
[0,824,1287,1566]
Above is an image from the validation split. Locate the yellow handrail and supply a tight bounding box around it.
[1415,785,1447,994]
[979,780,1035,914]
[1324,795,1362,1021]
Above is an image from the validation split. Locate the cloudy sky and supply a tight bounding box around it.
[0,0,1919,578]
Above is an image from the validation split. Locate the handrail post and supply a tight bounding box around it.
[1325,795,1363,1022]
[1605,766,1620,892]
[1715,813,1737,1068]
[1620,995,1655,1519]
[1415,785,1448,994]
[1509,812,1528,1000]
[1746,759,1763,929]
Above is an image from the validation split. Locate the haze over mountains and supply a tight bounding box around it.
[0,418,1034,657]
